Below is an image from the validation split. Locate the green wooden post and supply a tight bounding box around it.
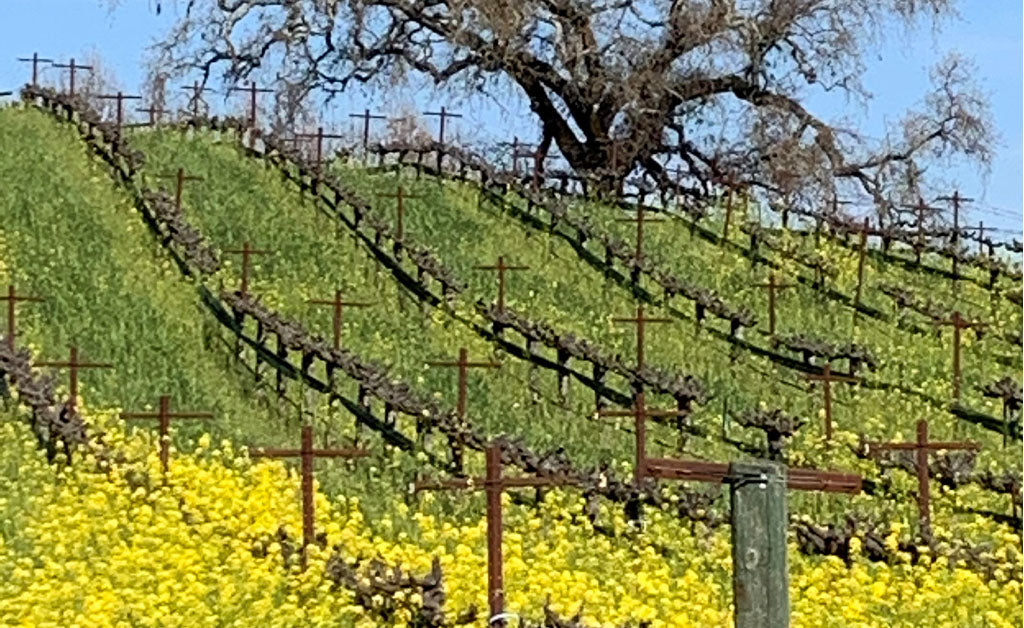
[730,461,789,628]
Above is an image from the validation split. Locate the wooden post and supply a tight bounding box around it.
[250,424,369,568]
[637,457,860,628]
[866,419,980,538]
[730,461,789,628]
[473,256,530,313]
[120,395,213,475]
[0,284,44,350]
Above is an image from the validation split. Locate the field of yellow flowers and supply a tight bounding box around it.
[1,408,1021,628]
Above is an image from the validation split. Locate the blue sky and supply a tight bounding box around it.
[0,0,1019,234]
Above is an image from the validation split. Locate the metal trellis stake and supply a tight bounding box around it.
[181,81,214,119]
[804,364,859,442]
[35,345,114,412]
[611,304,672,372]
[154,167,203,213]
[306,289,373,351]
[50,58,93,98]
[17,52,53,87]
[933,310,986,407]
[473,255,529,314]
[250,424,369,569]
[865,419,980,539]
[223,242,272,297]
[120,395,213,476]
[0,284,44,350]
[376,186,423,241]
[750,272,795,337]
[414,444,576,627]
[348,109,387,156]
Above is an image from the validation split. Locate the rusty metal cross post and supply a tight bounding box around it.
[223,242,272,297]
[0,284,44,350]
[750,272,795,337]
[423,106,462,147]
[134,104,168,128]
[612,304,672,372]
[414,444,576,626]
[348,109,387,155]
[473,256,530,314]
[17,53,54,87]
[35,345,114,412]
[155,168,203,213]
[426,347,501,421]
[617,204,666,282]
[376,186,422,241]
[901,197,943,264]
[716,172,737,244]
[866,419,980,539]
[937,191,974,291]
[499,137,532,176]
[852,217,870,323]
[966,221,995,257]
[598,390,689,483]
[934,310,986,405]
[307,289,373,351]
[97,91,142,139]
[120,395,213,476]
[250,424,370,569]
[818,196,855,245]
[804,364,860,442]
[229,81,274,129]
[294,126,345,173]
[181,81,214,118]
[51,58,93,98]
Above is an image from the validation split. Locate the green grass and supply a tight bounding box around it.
[123,125,1020,528]
[1,100,1017,537]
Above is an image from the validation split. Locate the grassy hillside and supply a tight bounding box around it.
[0,96,1020,627]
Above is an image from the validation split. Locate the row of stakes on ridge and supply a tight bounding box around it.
[1,54,1010,627]
[6,50,1007,277]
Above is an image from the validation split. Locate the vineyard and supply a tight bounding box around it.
[0,82,1020,628]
